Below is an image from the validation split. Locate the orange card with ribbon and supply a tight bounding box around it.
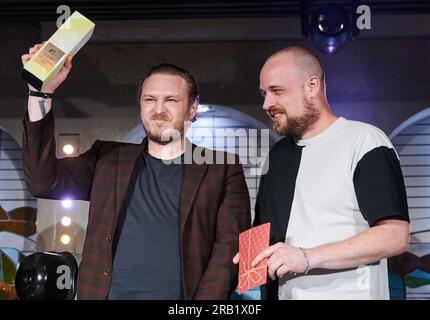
[238,223,270,294]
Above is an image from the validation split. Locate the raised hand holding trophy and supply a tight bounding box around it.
[22,11,95,91]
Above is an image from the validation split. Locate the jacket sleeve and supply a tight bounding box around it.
[194,155,251,299]
[22,109,101,201]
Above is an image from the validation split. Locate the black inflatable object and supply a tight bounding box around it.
[15,251,78,300]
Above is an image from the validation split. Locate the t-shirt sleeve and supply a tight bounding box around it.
[353,145,410,226]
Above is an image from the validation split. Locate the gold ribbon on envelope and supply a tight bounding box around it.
[238,265,267,290]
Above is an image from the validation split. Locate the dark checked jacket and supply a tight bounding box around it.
[22,110,251,300]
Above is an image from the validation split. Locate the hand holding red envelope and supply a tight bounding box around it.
[238,223,270,294]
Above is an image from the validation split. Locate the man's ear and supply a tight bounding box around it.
[189,100,198,121]
[305,76,321,102]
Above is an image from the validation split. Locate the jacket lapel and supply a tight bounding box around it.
[114,138,148,219]
[180,142,208,236]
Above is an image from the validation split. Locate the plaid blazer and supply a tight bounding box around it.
[22,110,251,300]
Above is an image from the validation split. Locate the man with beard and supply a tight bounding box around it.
[234,46,410,299]
[21,43,250,299]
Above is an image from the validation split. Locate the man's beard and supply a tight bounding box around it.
[144,114,185,145]
[275,103,320,138]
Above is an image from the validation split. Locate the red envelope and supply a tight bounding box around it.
[238,223,270,294]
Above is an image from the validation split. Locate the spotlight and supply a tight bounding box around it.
[62,144,74,155]
[61,216,72,227]
[311,4,350,54]
[61,199,72,209]
[15,251,78,300]
[301,1,360,54]
[197,104,214,113]
[60,234,71,245]
[58,133,79,157]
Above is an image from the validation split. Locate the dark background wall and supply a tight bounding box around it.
[0,2,429,151]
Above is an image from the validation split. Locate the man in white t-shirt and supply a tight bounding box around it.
[234,46,410,300]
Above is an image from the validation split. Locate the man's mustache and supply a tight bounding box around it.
[150,113,171,121]
[271,107,286,113]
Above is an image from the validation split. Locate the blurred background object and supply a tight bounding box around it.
[15,251,78,300]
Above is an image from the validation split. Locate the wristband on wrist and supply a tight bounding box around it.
[299,247,310,274]
[28,90,53,99]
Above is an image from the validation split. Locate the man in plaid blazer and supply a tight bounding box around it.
[21,43,251,299]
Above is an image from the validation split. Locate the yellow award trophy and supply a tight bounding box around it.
[22,11,95,91]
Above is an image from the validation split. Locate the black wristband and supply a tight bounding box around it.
[28,90,53,99]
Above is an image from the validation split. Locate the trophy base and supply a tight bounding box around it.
[22,68,43,91]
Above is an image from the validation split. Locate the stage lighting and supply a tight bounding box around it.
[301,1,360,54]
[61,199,72,208]
[197,104,214,113]
[61,216,72,227]
[15,251,78,300]
[311,4,351,54]
[60,234,71,245]
[58,133,79,157]
[62,144,74,155]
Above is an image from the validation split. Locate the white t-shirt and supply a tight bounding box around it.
[256,117,409,300]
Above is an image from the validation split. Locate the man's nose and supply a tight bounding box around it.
[262,95,276,111]
[154,100,165,114]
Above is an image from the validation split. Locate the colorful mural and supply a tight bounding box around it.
[389,107,430,300]
[0,129,37,299]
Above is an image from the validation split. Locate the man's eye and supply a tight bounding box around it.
[145,98,155,102]
[167,99,178,102]
[273,89,282,95]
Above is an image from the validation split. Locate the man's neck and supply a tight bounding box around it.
[147,137,186,160]
[299,105,338,140]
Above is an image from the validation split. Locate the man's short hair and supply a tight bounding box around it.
[137,63,199,106]
[267,46,325,85]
